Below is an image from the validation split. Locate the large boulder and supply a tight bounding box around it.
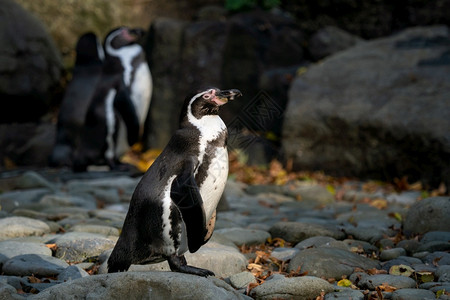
[0,0,62,123]
[282,26,450,188]
[144,10,305,150]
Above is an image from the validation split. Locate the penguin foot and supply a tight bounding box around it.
[167,255,215,277]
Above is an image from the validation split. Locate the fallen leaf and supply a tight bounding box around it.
[45,244,58,251]
[368,268,388,275]
[376,282,397,292]
[337,279,352,287]
[28,275,41,283]
[370,198,388,210]
[389,264,414,277]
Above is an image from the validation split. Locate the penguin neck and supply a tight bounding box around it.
[105,44,142,86]
[184,109,226,142]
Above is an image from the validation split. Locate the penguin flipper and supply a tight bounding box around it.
[113,88,140,145]
[170,158,207,253]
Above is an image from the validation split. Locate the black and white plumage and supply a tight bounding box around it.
[107,88,242,276]
[50,32,104,167]
[73,27,152,171]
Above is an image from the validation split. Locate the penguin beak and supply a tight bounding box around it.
[214,89,242,105]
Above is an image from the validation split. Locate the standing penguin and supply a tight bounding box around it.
[49,32,104,167]
[73,27,152,171]
[108,88,242,276]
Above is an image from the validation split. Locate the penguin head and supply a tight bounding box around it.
[75,32,104,65]
[180,88,242,124]
[104,27,145,54]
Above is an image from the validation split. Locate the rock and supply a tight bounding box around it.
[269,221,345,244]
[436,265,450,282]
[69,224,120,237]
[0,281,24,300]
[343,239,378,254]
[285,184,334,205]
[29,272,249,300]
[185,242,248,277]
[309,26,363,61]
[0,0,62,123]
[391,288,436,300]
[396,239,421,254]
[295,236,337,250]
[403,197,450,236]
[288,247,379,279]
[39,194,97,210]
[2,254,69,277]
[416,241,450,253]
[283,26,450,188]
[422,252,450,266]
[0,217,51,240]
[250,276,334,300]
[0,188,50,212]
[270,247,300,261]
[381,256,423,271]
[380,248,407,261]
[49,232,116,262]
[421,231,450,244]
[144,10,305,150]
[14,171,56,190]
[357,274,416,289]
[0,241,52,265]
[57,265,89,282]
[229,271,256,289]
[214,228,271,246]
[324,289,365,300]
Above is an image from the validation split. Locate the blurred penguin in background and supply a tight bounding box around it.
[49,32,104,167]
[73,27,153,171]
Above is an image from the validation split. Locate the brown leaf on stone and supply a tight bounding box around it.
[28,275,42,283]
[45,243,58,251]
[376,282,397,292]
[367,268,388,275]
[432,256,443,267]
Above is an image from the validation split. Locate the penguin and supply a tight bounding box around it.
[73,27,152,171]
[49,32,104,167]
[107,88,242,276]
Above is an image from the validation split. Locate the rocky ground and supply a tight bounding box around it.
[0,167,449,300]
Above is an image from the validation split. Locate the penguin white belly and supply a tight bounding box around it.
[199,146,228,222]
[130,62,152,126]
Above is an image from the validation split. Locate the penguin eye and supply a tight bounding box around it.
[202,93,212,100]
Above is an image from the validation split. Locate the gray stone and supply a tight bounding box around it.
[309,26,363,60]
[0,241,52,265]
[283,26,450,187]
[396,239,421,254]
[57,265,89,282]
[404,197,450,236]
[0,275,28,290]
[380,248,407,261]
[250,276,334,300]
[0,281,24,300]
[285,184,334,205]
[288,247,379,279]
[39,194,97,209]
[358,274,416,290]
[437,265,450,282]
[381,256,423,271]
[14,171,56,190]
[391,288,436,300]
[214,228,271,246]
[423,252,450,266]
[29,272,248,300]
[269,222,345,244]
[421,231,450,244]
[343,239,378,254]
[324,289,365,300]
[0,189,50,212]
[0,0,62,123]
[49,232,116,262]
[69,224,120,237]
[295,236,337,250]
[2,254,69,277]
[0,217,51,240]
[417,241,450,253]
[229,271,256,289]
[271,247,300,261]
